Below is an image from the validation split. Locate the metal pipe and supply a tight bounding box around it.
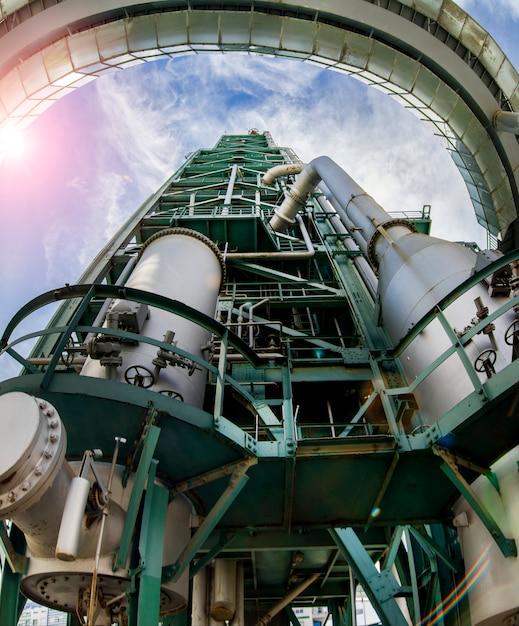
[87,437,123,626]
[262,164,303,185]
[85,255,137,344]
[256,572,320,626]
[493,110,519,134]
[225,215,315,260]
[265,157,414,267]
[315,192,378,298]
[247,298,270,347]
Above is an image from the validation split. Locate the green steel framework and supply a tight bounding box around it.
[1,131,519,625]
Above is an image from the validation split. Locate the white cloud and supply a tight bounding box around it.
[1,51,491,381]
[88,54,486,248]
[456,0,519,20]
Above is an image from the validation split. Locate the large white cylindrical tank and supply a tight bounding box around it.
[453,447,519,626]
[377,233,476,343]
[376,233,516,425]
[0,391,192,621]
[20,463,192,619]
[81,228,224,407]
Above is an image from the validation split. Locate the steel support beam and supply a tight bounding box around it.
[329,528,408,626]
[113,423,161,571]
[0,525,26,626]
[163,463,252,583]
[0,522,28,575]
[190,532,237,579]
[137,460,169,626]
[435,448,517,557]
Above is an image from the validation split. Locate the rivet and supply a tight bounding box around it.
[49,420,59,429]
[44,450,52,459]
[38,401,47,410]
[7,492,16,502]
[21,481,30,492]
[45,408,54,417]
[34,466,43,476]
[50,434,58,443]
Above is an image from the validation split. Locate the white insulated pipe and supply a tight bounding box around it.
[265,156,413,268]
[493,110,519,134]
[256,573,320,626]
[230,561,244,626]
[55,476,90,561]
[211,559,238,621]
[263,157,478,344]
[192,567,209,626]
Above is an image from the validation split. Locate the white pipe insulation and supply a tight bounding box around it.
[263,157,477,344]
[262,158,519,431]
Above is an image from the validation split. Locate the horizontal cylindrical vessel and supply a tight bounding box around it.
[20,464,192,617]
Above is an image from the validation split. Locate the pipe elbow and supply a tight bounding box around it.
[268,160,323,232]
[262,164,304,186]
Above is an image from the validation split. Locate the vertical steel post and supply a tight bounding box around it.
[329,528,409,626]
[137,460,169,626]
[0,524,26,626]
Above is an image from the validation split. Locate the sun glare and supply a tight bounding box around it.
[0,125,28,162]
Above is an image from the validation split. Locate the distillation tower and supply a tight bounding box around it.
[1,1,519,626]
[1,130,519,626]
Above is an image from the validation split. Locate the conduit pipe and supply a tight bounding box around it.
[315,194,378,299]
[262,163,304,185]
[263,157,479,348]
[256,573,320,626]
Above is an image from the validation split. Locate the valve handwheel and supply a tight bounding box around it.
[474,349,497,372]
[159,389,184,401]
[505,320,519,345]
[124,365,155,388]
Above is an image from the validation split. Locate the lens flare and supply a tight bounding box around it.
[416,545,490,626]
[0,125,28,162]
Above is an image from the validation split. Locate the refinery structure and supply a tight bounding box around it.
[1,2,519,626]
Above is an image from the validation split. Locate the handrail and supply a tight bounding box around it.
[391,249,519,357]
[0,283,261,366]
[0,288,280,430]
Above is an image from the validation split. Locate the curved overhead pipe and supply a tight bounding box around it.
[262,164,304,185]
[264,157,416,269]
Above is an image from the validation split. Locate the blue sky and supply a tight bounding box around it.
[0,2,518,381]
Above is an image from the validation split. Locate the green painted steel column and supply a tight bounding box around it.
[330,528,408,626]
[137,462,169,626]
[114,423,161,571]
[0,525,26,626]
